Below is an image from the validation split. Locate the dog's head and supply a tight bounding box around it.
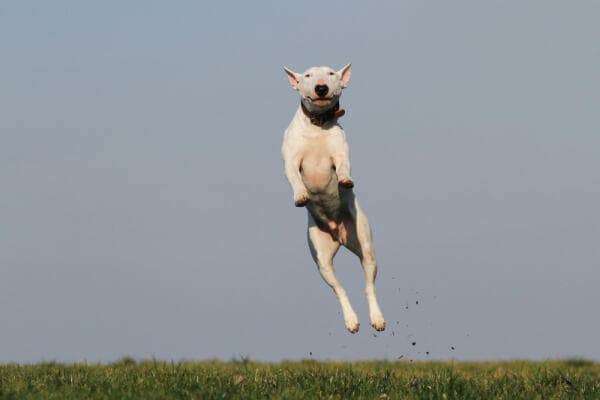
[283,64,351,113]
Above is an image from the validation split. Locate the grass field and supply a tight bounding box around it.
[1,358,598,399]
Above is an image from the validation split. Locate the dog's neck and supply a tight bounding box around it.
[300,101,345,127]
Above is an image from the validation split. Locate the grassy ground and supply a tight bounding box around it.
[0,359,598,399]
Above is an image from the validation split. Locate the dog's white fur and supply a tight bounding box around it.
[281,64,385,333]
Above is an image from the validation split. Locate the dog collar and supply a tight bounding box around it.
[301,101,345,127]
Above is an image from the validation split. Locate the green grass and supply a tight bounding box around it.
[1,359,599,399]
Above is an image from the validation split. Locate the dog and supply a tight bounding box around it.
[281,64,385,333]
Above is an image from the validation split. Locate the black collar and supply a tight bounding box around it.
[301,101,345,127]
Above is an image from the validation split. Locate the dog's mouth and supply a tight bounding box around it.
[306,96,334,105]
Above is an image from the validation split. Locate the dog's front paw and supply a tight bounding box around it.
[294,192,310,207]
[338,176,354,188]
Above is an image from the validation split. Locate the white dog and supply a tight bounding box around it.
[282,64,385,333]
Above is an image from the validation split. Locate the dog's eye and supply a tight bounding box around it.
[305,73,311,78]
[329,72,335,75]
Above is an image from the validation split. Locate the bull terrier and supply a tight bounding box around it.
[281,64,385,333]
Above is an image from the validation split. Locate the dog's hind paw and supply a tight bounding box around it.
[346,321,360,334]
[294,192,310,207]
[344,314,360,334]
[370,317,386,332]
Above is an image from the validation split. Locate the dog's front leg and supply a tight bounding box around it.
[333,143,354,188]
[283,153,310,207]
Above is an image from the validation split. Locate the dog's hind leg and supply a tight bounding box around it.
[342,197,386,332]
[307,214,360,333]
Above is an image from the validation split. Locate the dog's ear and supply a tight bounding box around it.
[337,63,352,88]
[283,67,301,91]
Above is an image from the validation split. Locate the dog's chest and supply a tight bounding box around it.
[298,133,338,193]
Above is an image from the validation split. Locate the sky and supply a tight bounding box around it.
[1,1,599,363]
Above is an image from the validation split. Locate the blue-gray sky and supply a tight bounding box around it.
[1,1,599,363]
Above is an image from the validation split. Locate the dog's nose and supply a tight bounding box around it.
[315,85,329,98]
